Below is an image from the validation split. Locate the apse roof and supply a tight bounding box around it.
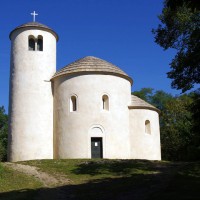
[9,22,58,41]
[129,95,160,113]
[51,56,133,84]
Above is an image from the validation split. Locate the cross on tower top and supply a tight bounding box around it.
[31,11,38,22]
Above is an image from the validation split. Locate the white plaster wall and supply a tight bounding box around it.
[129,109,161,160]
[8,28,56,161]
[53,74,131,159]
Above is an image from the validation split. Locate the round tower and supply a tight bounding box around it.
[8,22,58,161]
[52,56,133,159]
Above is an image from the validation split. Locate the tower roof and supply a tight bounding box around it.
[51,56,133,84]
[129,95,160,113]
[9,22,58,41]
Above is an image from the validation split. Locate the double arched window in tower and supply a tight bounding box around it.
[28,35,43,51]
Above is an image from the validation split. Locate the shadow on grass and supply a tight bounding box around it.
[149,162,200,200]
[0,173,167,200]
[71,159,160,176]
[0,161,199,200]
[1,172,200,200]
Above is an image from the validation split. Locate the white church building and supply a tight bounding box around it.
[8,20,161,162]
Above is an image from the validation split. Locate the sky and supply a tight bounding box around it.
[0,0,181,113]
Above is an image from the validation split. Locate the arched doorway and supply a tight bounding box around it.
[89,126,105,158]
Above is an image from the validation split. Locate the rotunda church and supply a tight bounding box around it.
[8,21,161,162]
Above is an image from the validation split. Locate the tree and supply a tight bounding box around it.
[131,88,153,103]
[187,89,200,160]
[161,95,193,160]
[152,0,200,92]
[151,90,173,110]
[0,106,8,161]
[132,88,173,110]
[153,0,200,161]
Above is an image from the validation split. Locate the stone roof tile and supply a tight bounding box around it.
[129,95,160,113]
[51,56,133,84]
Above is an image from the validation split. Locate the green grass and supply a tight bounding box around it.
[0,160,199,200]
[0,162,42,192]
[0,162,42,200]
[21,159,163,184]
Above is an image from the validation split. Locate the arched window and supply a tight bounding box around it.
[70,96,77,112]
[102,95,109,111]
[37,36,43,51]
[145,120,151,134]
[28,37,35,51]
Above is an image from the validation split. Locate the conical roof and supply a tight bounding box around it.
[129,95,160,113]
[9,22,58,41]
[52,56,133,84]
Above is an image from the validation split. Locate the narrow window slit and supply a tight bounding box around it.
[102,95,109,111]
[145,120,151,134]
[70,96,77,112]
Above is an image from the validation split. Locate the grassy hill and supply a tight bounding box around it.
[0,159,199,200]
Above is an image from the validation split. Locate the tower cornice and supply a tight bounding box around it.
[9,22,59,41]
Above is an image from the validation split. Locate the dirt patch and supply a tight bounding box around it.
[3,162,70,187]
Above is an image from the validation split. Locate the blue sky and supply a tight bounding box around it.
[1,0,180,113]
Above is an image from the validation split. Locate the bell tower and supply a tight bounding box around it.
[8,13,58,161]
